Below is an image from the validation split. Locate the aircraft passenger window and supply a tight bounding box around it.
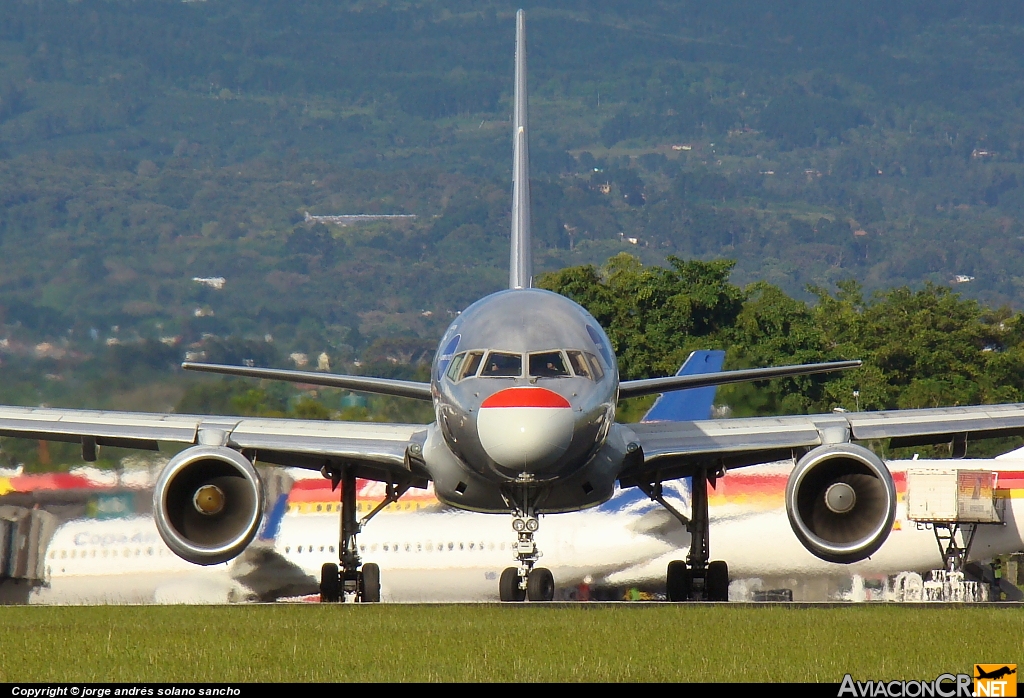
[332,546,337,553]
[147,548,153,556]
[50,551,55,559]
[459,542,464,550]
[285,546,291,553]
[585,352,605,381]
[316,504,322,512]
[529,351,570,378]
[469,542,475,550]
[448,542,453,551]
[566,351,592,379]
[383,544,389,551]
[297,546,302,553]
[480,352,522,377]
[320,546,325,552]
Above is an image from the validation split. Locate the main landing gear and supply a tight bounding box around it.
[319,465,409,603]
[499,487,555,602]
[640,467,730,602]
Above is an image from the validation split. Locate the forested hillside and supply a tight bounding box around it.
[2,1,1024,468]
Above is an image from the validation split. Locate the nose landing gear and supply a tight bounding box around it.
[499,488,555,601]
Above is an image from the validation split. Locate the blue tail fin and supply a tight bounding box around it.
[641,350,725,422]
[258,492,289,542]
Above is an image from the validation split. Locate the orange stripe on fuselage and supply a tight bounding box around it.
[285,469,1024,512]
[480,387,570,408]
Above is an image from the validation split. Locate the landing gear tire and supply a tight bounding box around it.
[707,560,729,602]
[527,567,555,601]
[499,567,526,602]
[666,560,692,602]
[320,562,340,603]
[360,563,381,603]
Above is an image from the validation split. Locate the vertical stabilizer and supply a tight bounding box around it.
[510,9,533,290]
[641,350,726,422]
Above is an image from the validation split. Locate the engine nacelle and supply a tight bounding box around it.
[153,446,265,566]
[785,443,896,564]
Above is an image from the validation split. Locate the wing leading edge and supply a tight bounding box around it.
[0,404,428,486]
[618,403,1024,487]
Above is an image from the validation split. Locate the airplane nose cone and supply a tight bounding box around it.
[477,387,575,474]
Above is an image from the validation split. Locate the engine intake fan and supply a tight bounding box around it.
[153,446,265,565]
[785,443,896,564]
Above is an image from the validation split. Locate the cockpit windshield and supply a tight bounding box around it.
[445,348,605,381]
[529,351,570,378]
[480,352,523,377]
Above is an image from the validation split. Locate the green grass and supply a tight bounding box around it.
[0,605,1020,682]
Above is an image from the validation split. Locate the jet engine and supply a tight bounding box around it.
[153,446,265,565]
[785,443,896,564]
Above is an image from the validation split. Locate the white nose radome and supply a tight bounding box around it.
[477,387,574,472]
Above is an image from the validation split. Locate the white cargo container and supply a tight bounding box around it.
[906,469,1002,523]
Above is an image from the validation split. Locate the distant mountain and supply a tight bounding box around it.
[0,0,1022,357]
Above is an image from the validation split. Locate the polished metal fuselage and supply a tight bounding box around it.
[422,288,628,513]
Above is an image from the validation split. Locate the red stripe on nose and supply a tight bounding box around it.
[480,387,571,409]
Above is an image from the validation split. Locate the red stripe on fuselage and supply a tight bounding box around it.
[480,387,571,409]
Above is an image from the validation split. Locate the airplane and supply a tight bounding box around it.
[975,667,1017,681]
[5,9,1024,604]
[23,355,1024,606]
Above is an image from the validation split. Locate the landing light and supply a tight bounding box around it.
[525,518,539,532]
[512,518,526,532]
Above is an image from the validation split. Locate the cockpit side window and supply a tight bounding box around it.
[459,351,484,380]
[566,351,592,379]
[445,352,466,381]
[585,352,605,380]
[529,351,570,378]
[446,351,484,381]
[480,352,522,377]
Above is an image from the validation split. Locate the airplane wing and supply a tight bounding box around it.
[617,403,1024,486]
[0,405,428,486]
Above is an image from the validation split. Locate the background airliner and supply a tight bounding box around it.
[30,450,1024,604]
[5,10,1024,604]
